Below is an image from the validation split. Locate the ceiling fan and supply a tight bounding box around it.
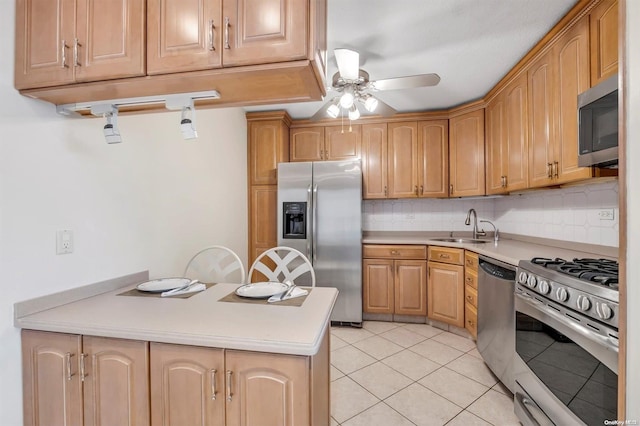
[311,48,441,121]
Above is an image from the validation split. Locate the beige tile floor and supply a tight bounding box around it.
[330,321,520,426]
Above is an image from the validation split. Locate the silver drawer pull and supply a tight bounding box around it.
[210,369,217,400]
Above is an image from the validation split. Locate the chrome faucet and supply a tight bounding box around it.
[480,220,500,244]
[465,209,486,239]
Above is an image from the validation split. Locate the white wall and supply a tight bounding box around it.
[0,1,248,424]
[624,0,639,419]
[364,180,619,247]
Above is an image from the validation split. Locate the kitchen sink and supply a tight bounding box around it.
[429,238,489,244]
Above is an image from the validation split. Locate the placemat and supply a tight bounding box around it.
[218,288,312,307]
[117,283,217,299]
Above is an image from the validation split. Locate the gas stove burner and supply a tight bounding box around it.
[529,256,619,288]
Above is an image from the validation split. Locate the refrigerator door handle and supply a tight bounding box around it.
[306,184,313,259]
[312,184,318,264]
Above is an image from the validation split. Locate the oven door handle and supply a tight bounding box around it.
[514,391,553,426]
[515,292,618,374]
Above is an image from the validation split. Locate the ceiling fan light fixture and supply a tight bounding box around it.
[348,104,360,121]
[364,96,379,113]
[339,87,355,108]
[327,103,340,118]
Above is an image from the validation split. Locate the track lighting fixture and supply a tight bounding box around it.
[90,104,122,144]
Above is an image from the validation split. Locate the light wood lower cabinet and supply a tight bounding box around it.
[25,329,329,426]
[464,251,479,339]
[427,247,465,327]
[363,245,427,316]
[22,330,149,426]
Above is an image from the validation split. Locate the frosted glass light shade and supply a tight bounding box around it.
[327,103,340,118]
[364,96,379,112]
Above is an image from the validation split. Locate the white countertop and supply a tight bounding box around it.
[15,281,338,356]
[363,232,617,265]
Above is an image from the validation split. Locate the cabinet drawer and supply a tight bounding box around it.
[465,268,478,289]
[465,302,478,339]
[465,251,479,271]
[363,244,427,260]
[465,284,477,308]
[428,246,464,265]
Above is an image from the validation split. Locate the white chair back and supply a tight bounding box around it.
[184,245,246,284]
[248,246,316,286]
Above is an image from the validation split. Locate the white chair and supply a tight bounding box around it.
[183,246,246,284]
[247,246,316,286]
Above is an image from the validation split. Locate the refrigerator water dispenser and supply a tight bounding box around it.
[283,202,306,239]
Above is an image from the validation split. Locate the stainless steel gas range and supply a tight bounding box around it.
[513,257,619,426]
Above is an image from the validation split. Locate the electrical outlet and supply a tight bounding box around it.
[597,209,615,221]
[405,214,415,220]
[56,230,74,254]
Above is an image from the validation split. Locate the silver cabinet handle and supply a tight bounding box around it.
[61,39,69,68]
[65,352,75,381]
[547,163,553,178]
[208,19,215,51]
[224,17,230,49]
[419,185,424,195]
[553,161,559,178]
[80,353,87,382]
[306,184,313,259]
[312,184,318,263]
[226,370,233,401]
[73,38,80,67]
[414,185,418,196]
[384,186,388,197]
[210,369,217,400]
[449,184,453,195]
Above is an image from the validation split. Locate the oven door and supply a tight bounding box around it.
[514,291,618,426]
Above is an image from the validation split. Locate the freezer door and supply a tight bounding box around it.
[313,160,362,323]
[277,162,313,258]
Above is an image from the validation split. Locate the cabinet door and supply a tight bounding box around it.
[249,118,289,185]
[75,0,146,82]
[554,16,592,184]
[249,185,278,267]
[290,127,324,162]
[427,261,464,327]
[388,122,418,198]
[82,337,149,426]
[527,49,555,188]
[222,0,308,66]
[418,120,449,197]
[395,260,427,316]
[362,259,394,314]
[14,0,75,89]
[449,110,485,197]
[590,0,618,86]
[147,0,222,74]
[361,123,388,199]
[22,330,83,426]
[151,343,225,426]
[225,350,310,426]
[504,74,529,191]
[485,93,507,195]
[325,125,361,160]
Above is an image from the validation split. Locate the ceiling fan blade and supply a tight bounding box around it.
[372,73,441,91]
[373,97,397,117]
[334,48,360,80]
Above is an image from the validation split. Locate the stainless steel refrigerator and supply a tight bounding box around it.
[277,160,362,324]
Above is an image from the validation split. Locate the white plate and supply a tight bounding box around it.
[136,278,192,293]
[235,282,289,299]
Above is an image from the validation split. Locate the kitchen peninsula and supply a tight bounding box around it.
[15,272,336,426]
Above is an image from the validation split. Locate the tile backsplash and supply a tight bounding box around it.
[363,180,619,247]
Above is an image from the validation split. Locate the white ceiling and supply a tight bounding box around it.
[244,0,578,120]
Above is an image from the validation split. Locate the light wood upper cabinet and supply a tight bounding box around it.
[449,109,485,197]
[222,0,308,67]
[361,123,388,199]
[388,122,419,198]
[418,120,449,197]
[225,350,310,425]
[151,343,225,426]
[486,74,529,195]
[290,127,325,162]
[147,0,223,74]
[590,0,618,86]
[248,114,290,185]
[22,330,149,426]
[528,15,592,188]
[15,0,145,89]
[325,125,362,160]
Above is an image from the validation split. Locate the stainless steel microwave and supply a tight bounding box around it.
[578,74,618,168]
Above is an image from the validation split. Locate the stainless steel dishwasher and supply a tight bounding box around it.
[477,255,517,393]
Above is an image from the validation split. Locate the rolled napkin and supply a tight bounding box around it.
[161,283,206,297]
[267,287,309,303]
